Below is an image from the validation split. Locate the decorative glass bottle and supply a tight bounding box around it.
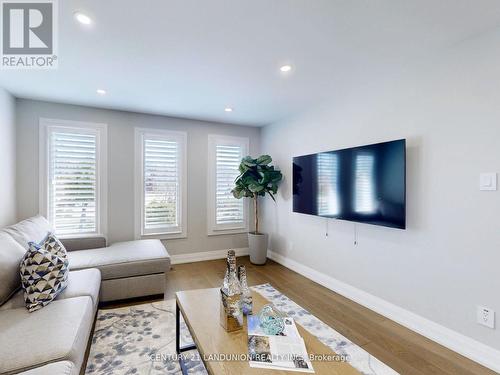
[238,265,253,315]
[221,250,236,293]
[220,250,243,331]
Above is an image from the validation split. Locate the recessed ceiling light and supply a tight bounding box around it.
[74,12,92,25]
[280,65,292,72]
[224,107,233,112]
[96,89,106,95]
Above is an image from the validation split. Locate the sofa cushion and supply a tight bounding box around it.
[1,269,101,311]
[2,215,53,250]
[68,239,170,280]
[0,232,26,306]
[16,361,76,375]
[0,296,94,374]
[59,268,100,309]
[20,241,69,312]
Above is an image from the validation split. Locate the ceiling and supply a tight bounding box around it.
[2,0,500,126]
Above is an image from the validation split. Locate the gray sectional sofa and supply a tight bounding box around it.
[0,216,171,375]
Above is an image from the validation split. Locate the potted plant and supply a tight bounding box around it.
[231,155,282,265]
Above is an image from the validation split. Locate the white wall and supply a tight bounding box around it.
[0,89,16,227]
[16,99,260,255]
[261,28,500,357]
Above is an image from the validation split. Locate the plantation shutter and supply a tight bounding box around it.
[355,153,376,213]
[215,144,244,226]
[48,130,98,235]
[143,137,180,234]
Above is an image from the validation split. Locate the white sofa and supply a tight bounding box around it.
[0,216,170,375]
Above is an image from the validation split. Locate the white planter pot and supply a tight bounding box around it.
[248,232,268,265]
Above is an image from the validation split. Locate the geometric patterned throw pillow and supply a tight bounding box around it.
[19,239,69,312]
[39,232,68,261]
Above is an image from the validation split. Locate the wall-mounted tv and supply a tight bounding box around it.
[293,139,406,229]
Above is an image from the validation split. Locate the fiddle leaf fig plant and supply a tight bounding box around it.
[231,155,282,234]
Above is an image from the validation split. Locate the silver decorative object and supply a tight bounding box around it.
[238,265,253,315]
[220,250,243,331]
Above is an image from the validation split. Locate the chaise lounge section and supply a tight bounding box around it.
[67,239,170,302]
[0,216,170,375]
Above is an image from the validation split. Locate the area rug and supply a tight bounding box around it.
[85,299,205,375]
[85,284,398,375]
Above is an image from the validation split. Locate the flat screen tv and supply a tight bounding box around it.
[293,139,406,229]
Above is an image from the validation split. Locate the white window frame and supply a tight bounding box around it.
[39,118,108,239]
[207,134,249,236]
[134,128,187,239]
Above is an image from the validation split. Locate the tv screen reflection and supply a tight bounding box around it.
[293,139,406,229]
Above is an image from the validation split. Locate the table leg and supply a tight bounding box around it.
[176,300,197,375]
[176,300,181,355]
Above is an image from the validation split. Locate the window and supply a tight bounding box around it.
[208,135,249,235]
[39,118,107,237]
[135,128,187,238]
[354,153,376,213]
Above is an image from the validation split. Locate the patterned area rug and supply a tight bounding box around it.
[85,299,205,375]
[85,284,398,375]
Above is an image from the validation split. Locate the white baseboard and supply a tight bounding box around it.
[268,250,500,373]
[171,247,249,265]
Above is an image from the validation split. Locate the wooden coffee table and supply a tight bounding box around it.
[175,287,361,374]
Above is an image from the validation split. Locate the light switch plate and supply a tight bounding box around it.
[480,173,497,191]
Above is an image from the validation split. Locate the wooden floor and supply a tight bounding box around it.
[162,256,495,375]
